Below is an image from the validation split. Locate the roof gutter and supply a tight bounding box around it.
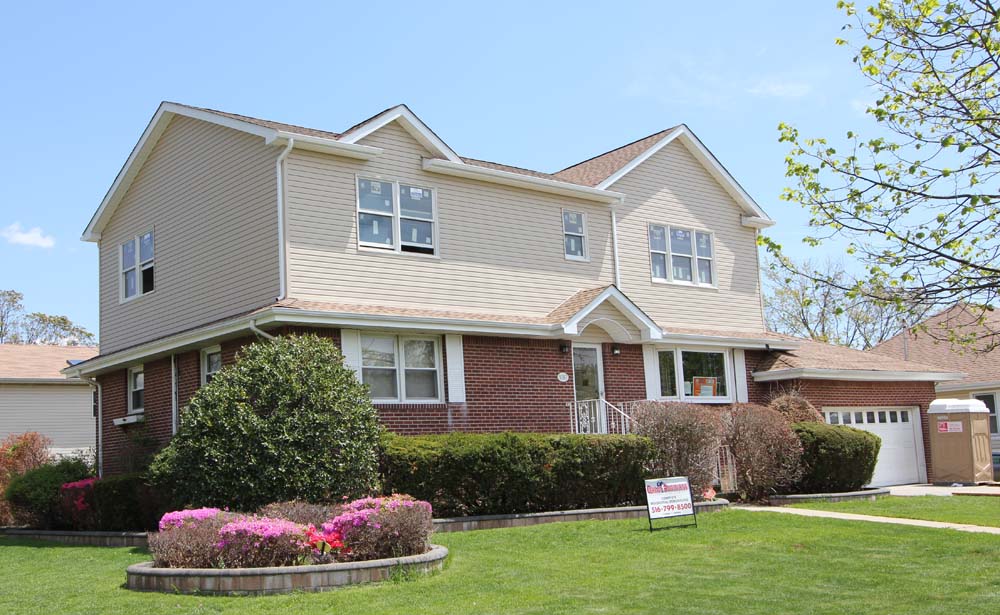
[422,158,625,204]
[752,367,966,383]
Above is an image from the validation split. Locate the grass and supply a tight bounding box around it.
[2,510,1000,614]
[792,495,1000,527]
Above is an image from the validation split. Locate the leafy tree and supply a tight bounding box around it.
[765,0,1000,344]
[0,290,23,343]
[764,256,932,348]
[149,335,382,511]
[0,289,94,345]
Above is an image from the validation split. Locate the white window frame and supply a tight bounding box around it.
[128,365,145,414]
[356,176,439,258]
[647,224,716,289]
[649,346,733,403]
[119,228,155,303]
[360,333,444,404]
[562,209,589,262]
[201,345,222,386]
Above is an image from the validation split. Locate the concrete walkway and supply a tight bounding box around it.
[740,505,1000,535]
[887,484,1000,497]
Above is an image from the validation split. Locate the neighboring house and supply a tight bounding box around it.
[65,102,960,486]
[1,344,98,456]
[871,303,1000,460]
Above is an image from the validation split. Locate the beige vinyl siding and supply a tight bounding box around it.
[576,303,642,343]
[0,384,94,452]
[98,116,280,353]
[611,140,765,331]
[284,121,615,316]
[945,387,1000,452]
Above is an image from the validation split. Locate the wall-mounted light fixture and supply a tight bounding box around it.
[611,344,622,356]
[560,343,571,354]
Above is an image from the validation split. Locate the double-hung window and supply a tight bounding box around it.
[128,366,145,414]
[357,178,436,256]
[656,348,730,401]
[973,393,999,434]
[201,346,222,385]
[562,210,588,261]
[121,230,155,301]
[648,224,714,287]
[360,334,442,402]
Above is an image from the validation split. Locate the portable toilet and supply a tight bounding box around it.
[928,399,993,484]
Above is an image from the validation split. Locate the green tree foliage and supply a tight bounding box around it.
[0,289,94,345]
[766,0,1000,345]
[149,335,382,511]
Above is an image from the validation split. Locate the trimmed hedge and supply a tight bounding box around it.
[380,432,654,516]
[5,459,90,529]
[792,422,881,493]
[92,473,164,531]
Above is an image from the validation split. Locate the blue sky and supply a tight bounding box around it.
[0,1,875,337]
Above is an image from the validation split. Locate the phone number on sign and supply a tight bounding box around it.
[650,503,692,513]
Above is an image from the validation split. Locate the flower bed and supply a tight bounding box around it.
[133,494,436,593]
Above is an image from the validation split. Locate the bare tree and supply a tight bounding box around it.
[0,289,95,346]
[764,257,933,349]
[0,290,24,344]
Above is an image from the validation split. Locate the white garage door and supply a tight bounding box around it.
[822,407,925,487]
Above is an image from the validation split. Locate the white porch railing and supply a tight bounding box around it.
[569,398,738,493]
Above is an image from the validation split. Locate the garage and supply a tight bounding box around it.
[822,406,926,487]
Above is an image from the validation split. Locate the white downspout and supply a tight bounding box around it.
[610,203,622,288]
[276,138,295,301]
[250,319,276,340]
[170,354,178,435]
[80,376,102,478]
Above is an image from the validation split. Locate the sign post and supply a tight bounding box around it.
[644,476,697,531]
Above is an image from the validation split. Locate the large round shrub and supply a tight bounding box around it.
[721,404,803,502]
[630,402,722,497]
[149,335,381,511]
[5,458,90,528]
[792,422,881,493]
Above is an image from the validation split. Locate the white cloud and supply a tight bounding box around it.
[746,78,812,99]
[1,223,55,248]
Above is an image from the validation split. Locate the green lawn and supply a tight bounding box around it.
[2,510,999,614]
[793,495,1000,528]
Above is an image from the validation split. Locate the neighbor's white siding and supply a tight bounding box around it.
[611,140,766,331]
[0,384,94,453]
[284,121,615,317]
[98,116,281,353]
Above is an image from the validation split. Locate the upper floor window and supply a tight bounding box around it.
[562,210,588,261]
[202,346,222,385]
[357,178,436,256]
[360,334,442,403]
[648,225,714,287]
[121,230,155,301]
[128,366,145,414]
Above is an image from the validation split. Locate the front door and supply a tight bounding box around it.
[572,344,605,433]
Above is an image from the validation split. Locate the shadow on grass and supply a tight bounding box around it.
[0,536,150,555]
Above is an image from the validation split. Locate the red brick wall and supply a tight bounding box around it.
[745,350,939,481]
[602,343,646,405]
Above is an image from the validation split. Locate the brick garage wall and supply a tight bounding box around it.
[744,350,939,481]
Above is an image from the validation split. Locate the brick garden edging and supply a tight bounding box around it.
[1,500,730,548]
[768,489,890,506]
[432,499,729,532]
[0,528,148,547]
[125,545,449,595]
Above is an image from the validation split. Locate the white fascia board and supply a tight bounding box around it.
[752,367,967,383]
[741,215,776,229]
[264,308,559,337]
[269,132,382,160]
[561,287,662,340]
[423,158,625,204]
[935,379,993,392]
[339,105,462,163]
[596,125,773,223]
[657,333,799,350]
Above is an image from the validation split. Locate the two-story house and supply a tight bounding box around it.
[66,102,960,485]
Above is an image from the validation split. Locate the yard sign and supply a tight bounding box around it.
[644,476,697,531]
